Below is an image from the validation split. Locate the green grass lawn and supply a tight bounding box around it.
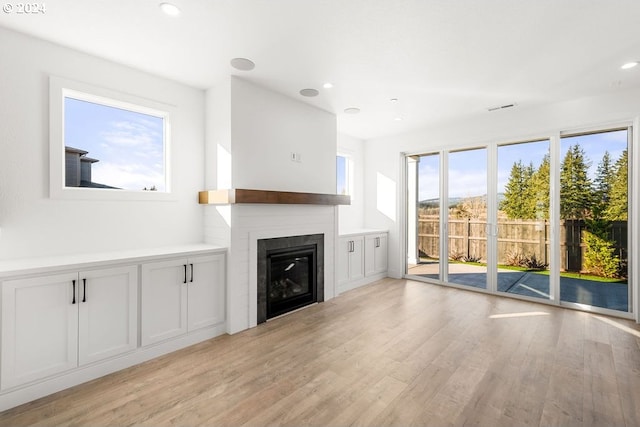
[445,259,626,283]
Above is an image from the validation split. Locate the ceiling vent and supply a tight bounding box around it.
[487,103,517,112]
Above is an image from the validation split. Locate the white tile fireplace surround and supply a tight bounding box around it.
[205,204,338,334]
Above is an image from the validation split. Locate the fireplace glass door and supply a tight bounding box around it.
[266,245,317,319]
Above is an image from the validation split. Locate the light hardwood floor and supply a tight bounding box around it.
[1,278,640,426]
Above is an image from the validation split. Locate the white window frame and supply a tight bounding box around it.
[49,76,174,201]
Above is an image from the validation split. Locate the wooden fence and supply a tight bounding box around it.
[418,215,627,272]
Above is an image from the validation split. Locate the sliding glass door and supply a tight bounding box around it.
[405,126,632,315]
[406,153,440,280]
[559,129,629,312]
[447,148,487,289]
[496,140,550,301]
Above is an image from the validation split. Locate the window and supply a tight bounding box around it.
[50,76,172,200]
[336,154,351,196]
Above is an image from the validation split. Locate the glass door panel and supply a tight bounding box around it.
[406,153,440,280]
[559,129,629,312]
[496,141,551,300]
[447,148,487,289]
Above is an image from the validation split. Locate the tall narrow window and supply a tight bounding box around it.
[336,154,351,195]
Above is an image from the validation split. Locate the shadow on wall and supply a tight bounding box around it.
[376,172,396,221]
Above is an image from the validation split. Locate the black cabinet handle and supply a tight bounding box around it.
[190,264,194,283]
[82,278,87,303]
[183,264,187,284]
[72,280,76,304]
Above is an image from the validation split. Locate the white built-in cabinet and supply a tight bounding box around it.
[338,230,388,293]
[364,233,388,276]
[338,235,365,286]
[141,254,225,346]
[1,265,137,390]
[0,245,226,411]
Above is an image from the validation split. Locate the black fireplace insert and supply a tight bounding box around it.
[257,234,324,323]
[266,245,316,319]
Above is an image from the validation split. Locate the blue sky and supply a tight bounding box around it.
[337,155,347,195]
[418,129,627,201]
[64,97,165,191]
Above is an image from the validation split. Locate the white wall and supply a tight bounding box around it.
[230,77,337,194]
[0,28,206,259]
[337,133,365,232]
[203,78,232,249]
[364,88,640,282]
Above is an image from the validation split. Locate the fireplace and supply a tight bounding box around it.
[257,234,324,323]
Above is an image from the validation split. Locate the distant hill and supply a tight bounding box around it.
[418,193,505,209]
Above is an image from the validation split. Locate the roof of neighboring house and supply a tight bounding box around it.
[79,156,99,163]
[65,146,89,155]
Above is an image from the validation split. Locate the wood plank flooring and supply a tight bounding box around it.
[1,278,640,426]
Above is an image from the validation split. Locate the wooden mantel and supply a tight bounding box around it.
[198,189,351,206]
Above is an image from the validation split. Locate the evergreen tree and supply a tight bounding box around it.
[604,149,628,220]
[560,144,593,220]
[592,151,614,217]
[531,153,550,220]
[522,162,536,217]
[501,161,532,219]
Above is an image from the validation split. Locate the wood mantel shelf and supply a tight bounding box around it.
[198,189,351,206]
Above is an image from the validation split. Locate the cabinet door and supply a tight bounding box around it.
[1,273,79,390]
[365,234,388,276]
[337,237,352,286]
[78,265,138,365]
[141,259,188,346]
[374,234,388,274]
[349,235,365,281]
[187,254,225,331]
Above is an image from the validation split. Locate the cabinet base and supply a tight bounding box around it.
[0,323,226,412]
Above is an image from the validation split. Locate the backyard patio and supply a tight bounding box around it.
[408,261,628,312]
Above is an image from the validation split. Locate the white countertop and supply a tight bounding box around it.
[0,243,227,278]
[339,228,388,237]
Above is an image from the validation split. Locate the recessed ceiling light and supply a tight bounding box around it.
[300,88,319,97]
[344,107,360,114]
[159,2,181,16]
[394,116,403,121]
[323,82,333,89]
[230,58,255,71]
[390,98,398,102]
[621,61,638,70]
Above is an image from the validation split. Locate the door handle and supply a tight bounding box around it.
[190,264,194,283]
[82,278,87,303]
[183,264,187,284]
[72,280,76,304]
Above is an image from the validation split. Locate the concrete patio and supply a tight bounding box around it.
[408,261,628,312]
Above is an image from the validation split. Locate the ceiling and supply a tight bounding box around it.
[2,0,640,140]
